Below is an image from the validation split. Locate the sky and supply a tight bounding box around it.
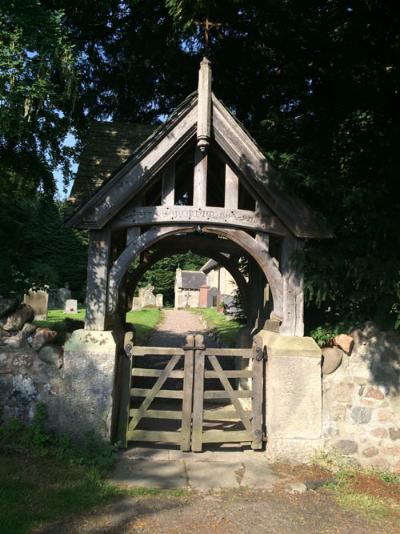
[54,132,77,200]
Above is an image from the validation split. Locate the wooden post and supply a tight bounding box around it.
[85,227,112,331]
[181,334,195,451]
[161,163,175,206]
[193,147,207,206]
[191,334,205,452]
[281,236,304,336]
[251,335,264,450]
[197,57,212,151]
[127,226,140,246]
[224,163,239,209]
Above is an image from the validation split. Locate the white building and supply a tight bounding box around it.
[174,261,237,309]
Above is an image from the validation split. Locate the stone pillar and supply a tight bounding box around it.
[259,331,322,462]
[60,329,117,441]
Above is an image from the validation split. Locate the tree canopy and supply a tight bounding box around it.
[1,1,399,328]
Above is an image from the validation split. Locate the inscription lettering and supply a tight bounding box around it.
[112,205,287,235]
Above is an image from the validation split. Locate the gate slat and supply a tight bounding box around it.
[127,430,181,443]
[203,390,252,399]
[203,409,252,421]
[191,336,205,452]
[208,354,253,434]
[129,409,182,420]
[201,430,251,443]
[130,388,183,399]
[132,368,185,378]
[204,370,252,379]
[204,348,253,357]
[128,353,181,432]
[132,347,184,356]
[181,338,195,451]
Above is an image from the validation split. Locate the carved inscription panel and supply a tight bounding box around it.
[112,205,287,235]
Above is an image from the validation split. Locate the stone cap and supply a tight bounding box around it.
[64,329,117,354]
[259,330,321,358]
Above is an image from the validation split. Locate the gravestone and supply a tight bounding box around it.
[58,286,72,309]
[48,285,72,309]
[64,299,78,314]
[155,294,163,308]
[131,285,159,309]
[131,297,141,311]
[23,290,48,320]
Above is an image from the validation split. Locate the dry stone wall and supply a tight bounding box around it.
[0,304,65,428]
[323,323,400,473]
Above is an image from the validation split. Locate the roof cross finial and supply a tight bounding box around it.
[195,17,222,57]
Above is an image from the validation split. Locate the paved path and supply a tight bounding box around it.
[147,309,217,347]
[109,446,298,491]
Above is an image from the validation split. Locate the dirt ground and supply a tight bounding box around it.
[35,483,399,534]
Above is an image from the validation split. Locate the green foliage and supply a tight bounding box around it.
[0,0,78,189]
[138,252,206,306]
[0,196,88,299]
[0,403,116,473]
[0,403,186,533]
[310,321,353,348]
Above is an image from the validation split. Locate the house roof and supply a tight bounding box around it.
[179,271,207,290]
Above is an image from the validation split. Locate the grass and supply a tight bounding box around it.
[191,307,243,346]
[0,407,185,534]
[126,307,162,344]
[34,307,162,345]
[0,452,186,534]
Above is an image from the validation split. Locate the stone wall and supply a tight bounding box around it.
[323,323,400,473]
[174,288,199,309]
[0,304,66,429]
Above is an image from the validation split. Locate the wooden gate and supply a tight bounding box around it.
[125,334,265,451]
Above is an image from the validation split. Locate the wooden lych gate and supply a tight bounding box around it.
[65,56,330,444]
[124,335,264,451]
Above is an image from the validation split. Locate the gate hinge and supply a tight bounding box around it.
[254,345,265,361]
[124,343,133,358]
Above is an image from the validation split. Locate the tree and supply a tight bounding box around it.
[1,1,399,329]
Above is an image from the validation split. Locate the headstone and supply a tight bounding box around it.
[131,297,141,311]
[132,285,158,309]
[140,285,157,307]
[23,290,48,320]
[155,294,163,308]
[58,286,72,309]
[64,299,78,314]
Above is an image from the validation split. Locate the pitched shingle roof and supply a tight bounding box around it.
[69,122,155,206]
[179,271,207,290]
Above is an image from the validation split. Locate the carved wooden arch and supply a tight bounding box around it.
[107,225,283,319]
[126,247,249,315]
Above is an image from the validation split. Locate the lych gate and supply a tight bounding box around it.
[63,58,330,458]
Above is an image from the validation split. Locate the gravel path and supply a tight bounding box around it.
[147,309,217,347]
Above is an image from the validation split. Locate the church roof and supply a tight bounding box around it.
[179,271,207,290]
[70,122,155,206]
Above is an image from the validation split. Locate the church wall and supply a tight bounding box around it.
[206,267,237,297]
